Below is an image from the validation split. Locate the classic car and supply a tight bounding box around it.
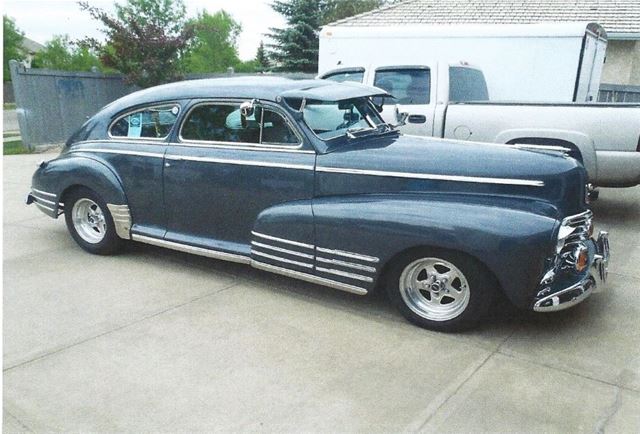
[27,77,610,331]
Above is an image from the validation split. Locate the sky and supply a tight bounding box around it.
[3,0,285,60]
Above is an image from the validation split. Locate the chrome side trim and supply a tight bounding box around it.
[251,241,314,259]
[165,154,313,171]
[316,166,545,187]
[252,250,313,269]
[251,260,368,295]
[316,267,374,283]
[513,144,572,154]
[131,234,251,264]
[171,141,316,154]
[251,231,314,249]
[316,247,380,263]
[31,188,56,198]
[107,204,132,240]
[35,202,55,213]
[32,195,56,206]
[70,148,165,159]
[316,256,377,273]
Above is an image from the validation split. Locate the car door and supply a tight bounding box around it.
[163,99,316,259]
[370,66,435,136]
[103,102,181,238]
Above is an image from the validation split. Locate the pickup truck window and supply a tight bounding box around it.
[180,103,299,146]
[109,104,179,139]
[324,71,364,83]
[373,69,430,104]
[449,67,489,102]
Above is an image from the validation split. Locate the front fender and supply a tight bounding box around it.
[312,193,558,307]
[31,154,128,217]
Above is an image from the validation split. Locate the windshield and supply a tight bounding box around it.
[299,98,387,140]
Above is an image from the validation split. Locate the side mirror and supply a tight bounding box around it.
[240,100,255,118]
[393,104,409,127]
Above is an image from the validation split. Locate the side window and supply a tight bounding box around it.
[323,71,364,83]
[449,67,489,102]
[110,104,179,139]
[180,103,299,146]
[373,68,430,104]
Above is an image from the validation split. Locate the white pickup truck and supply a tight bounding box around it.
[320,63,640,188]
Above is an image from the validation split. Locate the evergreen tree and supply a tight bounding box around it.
[267,0,321,72]
[255,40,270,70]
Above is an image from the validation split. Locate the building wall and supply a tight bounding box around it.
[601,39,640,85]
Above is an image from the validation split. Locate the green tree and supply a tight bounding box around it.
[255,40,270,70]
[321,0,385,25]
[79,0,194,87]
[267,0,321,72]
[32,35,103,72]
[3,15,26,81]
[184,10,242,73]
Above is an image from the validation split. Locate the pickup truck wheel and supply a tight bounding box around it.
[64,187,122,255]
[387,250,495,331]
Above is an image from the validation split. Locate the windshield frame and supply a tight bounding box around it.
[297,97,392,142]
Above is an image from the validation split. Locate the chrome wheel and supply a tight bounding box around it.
[399,257,470,321]
[71,198,107,244]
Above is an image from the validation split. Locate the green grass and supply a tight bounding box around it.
[3,102,16,110]
[3,139,31,155]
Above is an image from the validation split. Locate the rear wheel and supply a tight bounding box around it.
[64,187,122,255]
[387,249,496,331]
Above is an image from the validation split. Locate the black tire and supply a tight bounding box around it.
[64,187,123,255]
[386,248,497,332]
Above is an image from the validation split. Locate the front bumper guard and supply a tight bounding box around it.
[533,231,609,312]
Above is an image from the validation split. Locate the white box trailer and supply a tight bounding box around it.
[319,22,607,102]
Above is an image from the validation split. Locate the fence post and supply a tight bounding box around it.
[9,59,34,151]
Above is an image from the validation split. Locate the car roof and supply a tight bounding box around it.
[100,76,389,116]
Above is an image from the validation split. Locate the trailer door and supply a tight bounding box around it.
[372,66,435,136]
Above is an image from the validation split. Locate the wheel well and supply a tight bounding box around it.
[507,137,583,162]
[375,245,504,297]
[60,184,90,206]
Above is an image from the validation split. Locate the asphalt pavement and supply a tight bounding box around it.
[3,151,640,433]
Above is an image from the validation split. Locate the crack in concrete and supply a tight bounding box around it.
[3,281,241,373]
[594,385,622,434]
[3,407,35,433]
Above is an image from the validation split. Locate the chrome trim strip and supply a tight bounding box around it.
[251,231,314,249]
[316,166,545,187]
[73,139,168,147]
[131,234,251,264]
[251,260,368,295]
[35,202,55,213]
[107,204,132,240]
[31,188,56,198]
[251,241,314,259]
[316,247,380,263]
[252,250,313,269]
[165,154,313,170]
[70,148,165,158]
[171,141,316,154]
[513,144,572,153]
[316,256,377,273]
[316,266,374,283]
[33,196,56,206]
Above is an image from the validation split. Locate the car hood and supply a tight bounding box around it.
[316,134,588,217]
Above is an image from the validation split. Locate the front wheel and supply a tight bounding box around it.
[64,187,123,255]
[386,249,496,332]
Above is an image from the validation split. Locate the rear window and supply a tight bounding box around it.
[109,104,180,139]
[323,70,364,83]
[373,68,430,104]
[449,67,489,102]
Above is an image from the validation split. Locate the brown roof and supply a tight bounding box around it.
[330,0,640,35]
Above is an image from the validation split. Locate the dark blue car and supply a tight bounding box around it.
[27,77,609,331]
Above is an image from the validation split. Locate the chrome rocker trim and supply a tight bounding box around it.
[251,260,368,295]
[534,231,609,312]
[107,204,132,240]
[131,234,252,264]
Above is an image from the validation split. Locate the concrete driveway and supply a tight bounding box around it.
[4,152,640,433]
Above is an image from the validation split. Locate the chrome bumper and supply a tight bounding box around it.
[533,231,610,312]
